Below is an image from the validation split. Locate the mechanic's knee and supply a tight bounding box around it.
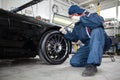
[70,59,85,67]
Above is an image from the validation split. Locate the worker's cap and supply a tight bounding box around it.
[68,5,85,15]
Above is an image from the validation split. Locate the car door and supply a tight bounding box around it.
[0,14,11,49]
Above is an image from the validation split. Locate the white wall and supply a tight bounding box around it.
[1,0,72,21]
[118,6,120,21]
[53,0,70,16]
[1,0,50,19]
[18,0,51,19]
[0,0,2,8]
[2,0,31,10]
[100,7,116,19]
[34,0,50,19]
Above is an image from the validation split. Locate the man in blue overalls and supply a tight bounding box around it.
[60,5,112,76]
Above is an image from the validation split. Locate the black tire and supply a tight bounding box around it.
[39,30,71,65]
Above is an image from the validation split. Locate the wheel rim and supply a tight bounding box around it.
[45,33,68,62]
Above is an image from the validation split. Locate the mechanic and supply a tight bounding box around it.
[59,5,112,77]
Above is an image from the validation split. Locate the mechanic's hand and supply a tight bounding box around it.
[103,22,106,27]
[59,28,67,34]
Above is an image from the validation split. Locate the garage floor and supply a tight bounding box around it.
[0,55,120,80]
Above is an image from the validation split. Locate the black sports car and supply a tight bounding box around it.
[0,1,71,65]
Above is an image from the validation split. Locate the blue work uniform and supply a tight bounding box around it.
[65,13,112,67]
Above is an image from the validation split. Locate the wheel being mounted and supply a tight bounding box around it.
[39,30,71,65]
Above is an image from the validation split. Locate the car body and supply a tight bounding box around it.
[0,9,71,64]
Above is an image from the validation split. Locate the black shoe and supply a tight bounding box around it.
[82,64,97,77]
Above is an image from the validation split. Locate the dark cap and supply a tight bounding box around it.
[68,5,85,15]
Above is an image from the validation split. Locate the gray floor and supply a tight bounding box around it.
[0,55,120,80]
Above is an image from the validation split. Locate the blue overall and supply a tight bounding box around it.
[65,13,112,67]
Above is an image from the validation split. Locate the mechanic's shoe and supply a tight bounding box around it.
[82,64,97,77]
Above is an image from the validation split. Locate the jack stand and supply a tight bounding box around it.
[103,52,115,62]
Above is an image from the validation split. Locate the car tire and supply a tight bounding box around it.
[39,30,71,65]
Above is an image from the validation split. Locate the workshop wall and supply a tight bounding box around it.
[53,0,70,16]
[1,0,31,10]
[0,0,1,8]
[19,0,50,19]
[1,0,50,19]
[34,0,50,19]
[119,6,120,21]
[1,0,71,22]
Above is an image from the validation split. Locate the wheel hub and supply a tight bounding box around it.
[54,43,62,53]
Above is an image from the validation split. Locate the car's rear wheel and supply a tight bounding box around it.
[39,30,71,65]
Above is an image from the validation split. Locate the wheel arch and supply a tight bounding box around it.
[38,26,61,48]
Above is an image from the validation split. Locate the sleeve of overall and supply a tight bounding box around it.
[64,27,78,42]
[80,13,104,29]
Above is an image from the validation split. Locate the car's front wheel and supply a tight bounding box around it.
[39,30,71,65]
